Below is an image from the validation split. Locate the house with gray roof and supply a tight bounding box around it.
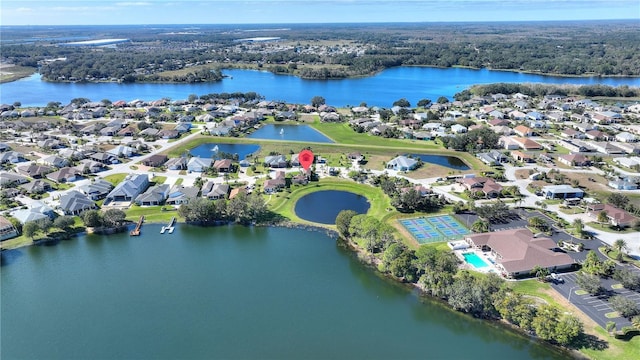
[59,190,97,215]
[386,156,418,171]
[0,171,28,186]
[105,174,150,203]
[79,179,114,200]
[0,151,26,164]
[135,184,170,206]
[165,157,187,170]
[16,163,54,178]
[0,215,19,241]
[107,145,135,158]
[187,157,212,173]
[46,167,82,183]
[264,155,287,168]
[165,185,199,206]
[202,182,230,200]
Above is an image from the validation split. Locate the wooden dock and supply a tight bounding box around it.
[130,215,144,236]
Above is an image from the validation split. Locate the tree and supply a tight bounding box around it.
[554,314,583,346]
[613,268,640,290]
[597,210,609,226]
[417,98,431,108]
[575,271,603,295]
[471,219,489,233]
[531,265,550,281]
[82,210,103,227]
[607,193,629,209]
[532,305,560,342]
[572,218,584,236]
[35,218,53,235]
[609,295,640,318]
[613,238,628,261]
[310,96,325,107]
[54,216,75,233]
[23,221,39,240]
[528,216,547,232]
[582,250,604,275]
[103,209,126,228]
[436,96,449,104]
[392,98,410,108]
[335,210,358,238]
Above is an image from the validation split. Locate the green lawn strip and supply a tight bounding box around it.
[611,284,624,290]
[575,290,589,295]
[174,178,184,185]
[509,280,559,306]
[588,222,638,234]
[580,326,640,360]
[604,311,620,319]
[151,175,167,184]
[268,178,392,227]
[125,205,182,224]
[599,246,640,267]
[103,173,128,186]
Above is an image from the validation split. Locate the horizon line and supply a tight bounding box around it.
[2,18,638,27]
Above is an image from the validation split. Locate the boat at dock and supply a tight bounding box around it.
[161,217,176,234]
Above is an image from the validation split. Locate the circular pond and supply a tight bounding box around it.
[295,190,370,224]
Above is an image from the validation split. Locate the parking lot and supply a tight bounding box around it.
[551,266,640,329]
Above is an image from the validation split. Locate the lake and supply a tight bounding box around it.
[411,154,470,170]
[2,67,639,108]
[295,190,370,224]
[190,143,261,160]
[0,225,567,359]
[248,124,335,143]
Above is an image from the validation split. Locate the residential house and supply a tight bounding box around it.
[142,154,168,168]
[46,167,82,183]
[0,151,26,164]
[78,179,114,200]
[58,191,96,215]
[264,155,288,168]
[75,159,106,174]
[187,157,213,173]
[0,216,19,241]
[512,151,535,163]
[450,124,467,134]
[499,136,521,150]
[91,152,119,165]
[213,159,233,173]
[158,129,179,139]
[105,174,150,203]
[0,171,29,186]
[587,203,638,227]
[615,132,637,143]
[542,185,584,199]
[38,155,69,168]
[465,228,575,278]
[489,119,510,127]
[512,137,543,150]
[386,156,418,171]
[117,126,137,137]
[477,150,507,166]
[560,128,583,139]
[585,130,608,141]
[614,142,640,155]
[108,145,136,158]
[591,142,625,155]
[558,154,591,167]
[229,187,247,199]
[165,185,199,206]
[135,184,170,206]
[514,125,534,137]
[613,157,640,169]
[264,171,286,194]
[608,179,639,190]
[165,157,188,170]
[16,163,54,178]
[201,182,230,200]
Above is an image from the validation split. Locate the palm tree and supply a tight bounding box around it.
[572,219,584,237]
[471,219,490,233]
[528,216,547,232]
[613,239,628,262]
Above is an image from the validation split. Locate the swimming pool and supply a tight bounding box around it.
[462,252,489,269]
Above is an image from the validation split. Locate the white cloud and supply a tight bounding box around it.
[116,2,152,6]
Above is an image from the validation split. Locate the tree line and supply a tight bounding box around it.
[336,211,585,347]
[177,192,271,225]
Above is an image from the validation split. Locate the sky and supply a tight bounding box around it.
[1,0,638,26]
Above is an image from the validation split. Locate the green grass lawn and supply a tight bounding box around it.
[151,175,167,184]
[104,173,128,186]
[125,205,182,224]
[268,178,393,227]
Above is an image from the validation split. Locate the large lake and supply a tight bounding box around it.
[2,67,639,108]
[0,225,567,359]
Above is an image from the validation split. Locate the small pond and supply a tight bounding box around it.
[410,154,470,170]
[248,124,334,143]
[295,190,370,224]
[190,143,261,160]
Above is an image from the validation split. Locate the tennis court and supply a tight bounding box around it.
[400,215,470,244]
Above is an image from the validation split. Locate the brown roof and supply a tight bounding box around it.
[589,204,638,227]
[467,228,574,274]
[514,125,532,135]
[513,137,542,150]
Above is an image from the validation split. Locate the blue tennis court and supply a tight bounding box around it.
[400,215,470,244]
